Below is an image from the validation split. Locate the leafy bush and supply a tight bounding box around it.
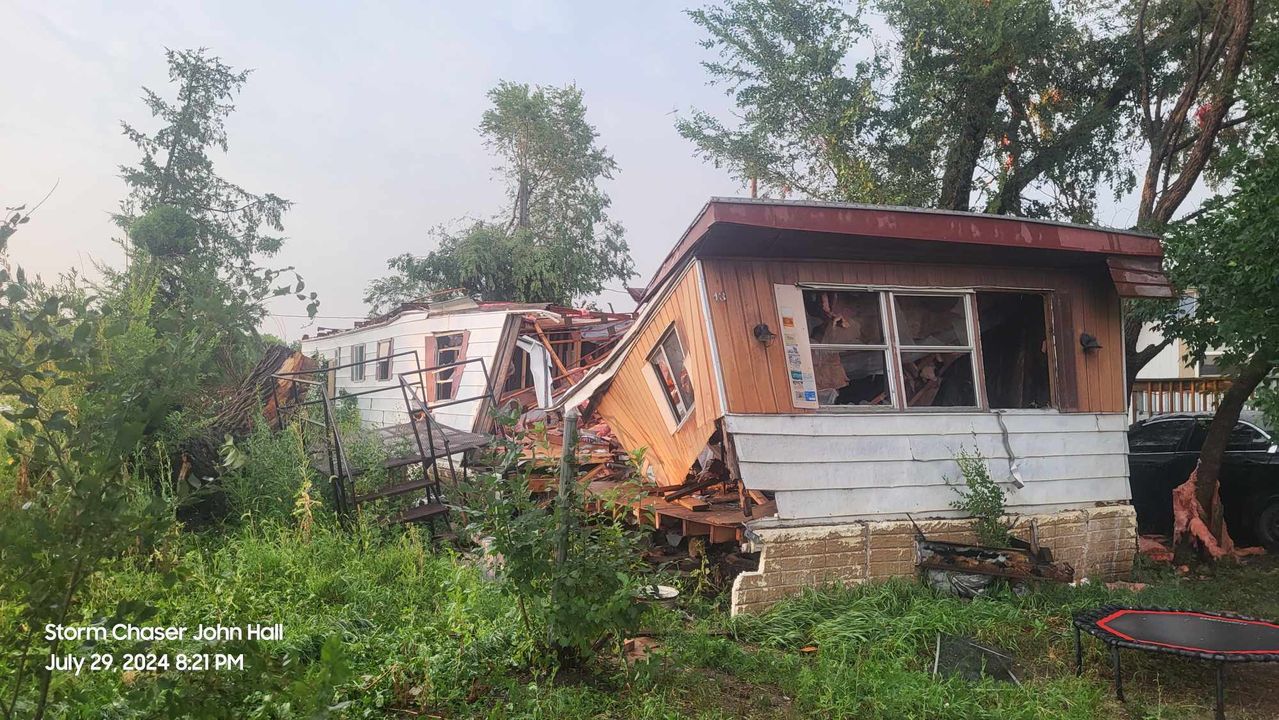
[948,447,1012,547]
[459,410,650,667]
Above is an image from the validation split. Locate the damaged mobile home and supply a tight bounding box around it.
[301,290,631,433]
[558,198,1172,613]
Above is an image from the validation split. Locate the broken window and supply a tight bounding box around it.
[893,294,977,408]
[794,286,1056,411]
[803,290,892,406]
[375,339,393,381]
[350,344,366,381]
[504,346,535,394]
[648,325,695,423]
[434,333,463,400]
[976,292,1052,408]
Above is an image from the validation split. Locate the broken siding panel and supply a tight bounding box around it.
[728,411,1130,519]
[702,257,1126,414]
[594,264,722,487]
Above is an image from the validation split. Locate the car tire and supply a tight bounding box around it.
[1255,499,1279,551]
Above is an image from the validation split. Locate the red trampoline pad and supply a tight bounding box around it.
[1097,609,1279,655]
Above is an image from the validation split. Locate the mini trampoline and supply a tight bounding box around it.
[1074,605,1279,719]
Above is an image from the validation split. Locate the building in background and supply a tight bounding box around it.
[301,293,630,433]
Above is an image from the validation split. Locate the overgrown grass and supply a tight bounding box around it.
[18,422,1279,719]
[45,515,1279,720]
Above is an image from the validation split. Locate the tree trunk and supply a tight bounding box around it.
[1177,354,1272,557]
[938,83,1003,212]
[1123,310,1173,397]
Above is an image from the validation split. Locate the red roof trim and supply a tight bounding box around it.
[642,199,1166,302]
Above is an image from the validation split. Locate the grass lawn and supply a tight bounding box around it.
[46,519,1279,719]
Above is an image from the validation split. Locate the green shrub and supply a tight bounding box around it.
[948,447,1013,547]
[459,410,650,668]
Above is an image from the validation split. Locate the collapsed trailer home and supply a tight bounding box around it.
[300,292,631,433]
[290,292,631,526]
[558,198,1173,614]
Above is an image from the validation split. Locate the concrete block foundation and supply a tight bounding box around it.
[731,504,1138,615]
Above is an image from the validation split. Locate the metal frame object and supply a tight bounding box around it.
[1074,605,1279,720]
[267,351,501,533]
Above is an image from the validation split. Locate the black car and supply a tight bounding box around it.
[1128,412,1279,548]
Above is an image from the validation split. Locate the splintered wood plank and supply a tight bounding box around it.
[587,479,775,540]
[672,495,711,512]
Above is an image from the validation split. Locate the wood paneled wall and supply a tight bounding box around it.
[700,257,1125,414]
[594,264,723,487]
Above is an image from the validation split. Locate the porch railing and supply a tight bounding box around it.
[1129,377,1234,423]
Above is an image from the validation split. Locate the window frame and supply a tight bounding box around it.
[888,291,982,410]
[350,344,366,381]
[375,339,394,382]
[799,285,991,411]
[433,332,465,401]
[805,289,899,409]
[1129,417,1194,453]
[647,324,695,427]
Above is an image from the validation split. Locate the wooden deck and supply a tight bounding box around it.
[587,479,775,544]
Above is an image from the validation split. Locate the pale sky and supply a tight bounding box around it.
[2,1,1188,340]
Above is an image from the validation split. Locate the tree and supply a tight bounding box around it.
[1155,4,1276,554]
[115,48,315,373]
[680,0,1261,382]
[1123,0,1258,386]
[365,82,634,313]
[679,0,1137,219]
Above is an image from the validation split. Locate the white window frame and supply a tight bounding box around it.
[350,344,366,381]
[798,285,984,411]
[647,325,695,428]
[887,291,982,411]
[806,290,899,408]
[433,332,464,400]
[375,339,393,382]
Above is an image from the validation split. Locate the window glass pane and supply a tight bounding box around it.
[812,349,891,406]
[649,328,694,422]
[803,290,884,345]
[1200,354,1224,376]
[899,351,976,407]
[1228,423,1269,451]
[650,352,688,420]
[376,339,393,380]
[351,345,365,380]
[660,331,695,410]
[1130,420,1191,452]
[894,295,969,346]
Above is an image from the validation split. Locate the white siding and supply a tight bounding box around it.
[301,311,516,430]
[726,411,1130,521]
[1135,323,1184,379]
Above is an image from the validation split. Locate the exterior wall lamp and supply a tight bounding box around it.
[1080,333,1103,353]
[753,323,777,347]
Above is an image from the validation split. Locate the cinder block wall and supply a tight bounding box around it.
[731,504,1137,615]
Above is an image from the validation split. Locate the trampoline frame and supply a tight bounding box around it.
[1073,605,1279,720]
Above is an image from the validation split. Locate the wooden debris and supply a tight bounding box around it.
[672,495,711,512]
[916,538,1074,583]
